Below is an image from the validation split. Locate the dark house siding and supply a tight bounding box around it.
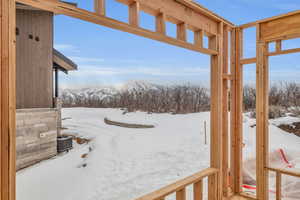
[16,9,53,109]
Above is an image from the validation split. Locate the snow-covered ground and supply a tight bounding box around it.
[16,108,300,200]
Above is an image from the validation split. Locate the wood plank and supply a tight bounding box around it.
[276,172,282,200]
[194,29,203,47]
[16,0,218,55]
[275,40,281,52]
[94,0,105,16]
[135,168,218,200]
[129,1,140,27]
[177,22,187,41]
[116,0,219,35]
[260,13,300,41]
[176,188,186,200]
[239,10,300,29]
[256,24,269,200]
[193,180,203,200]
[267,167,300,178]
[222,25,229,198]
[230,28,243,195]
[209,22,223,200]
[240,57,256,65]
[1,0,16,200]
[155,13,166,35]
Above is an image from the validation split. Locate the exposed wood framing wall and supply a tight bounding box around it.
[2,0,300,200]
[0,0,16,200]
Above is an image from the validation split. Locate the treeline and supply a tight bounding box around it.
[243,82,300,111]
[62,85,210,114]
[61,82,300,114]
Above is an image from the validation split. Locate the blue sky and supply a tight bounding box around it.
[54,0,300,89]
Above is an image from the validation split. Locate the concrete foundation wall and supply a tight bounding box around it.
[16,108,58,171]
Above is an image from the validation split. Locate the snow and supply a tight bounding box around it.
[16,108,300,200]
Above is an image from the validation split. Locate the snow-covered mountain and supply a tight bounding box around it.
[60,81,159,104]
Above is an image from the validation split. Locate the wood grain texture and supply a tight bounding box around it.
[16,0,218,55]
[1,0,16,200]
[16,9,53,109]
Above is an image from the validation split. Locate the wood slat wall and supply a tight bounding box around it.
[16,9,53,109]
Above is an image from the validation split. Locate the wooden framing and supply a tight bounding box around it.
[1,0,300,200]
[0,1,16,200]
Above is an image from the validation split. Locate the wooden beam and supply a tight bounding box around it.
[135,168,218,200]
[94,0,105,16]
[241,47,300,65]
[267,167,300,178]
[1,0,16,200]
[177,22,187,41]
[129,1,140,27]
[156,13,166,35]
[260,12,300,41]
[16,0,218,55]
[240,57,256,65]
[222,25,230,198]
[256,24,269,200]
[209,22,223,200]
[116,0,220,36]
[239,10,300,29]
[230,28,243,195]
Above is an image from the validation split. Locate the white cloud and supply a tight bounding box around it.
[69,56,105,63]
[54,44,80,53]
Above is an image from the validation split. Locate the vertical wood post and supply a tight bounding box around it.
[222,25,229,198]
[177,22,187,41]
[276,172,282,200]
[94,0,105,16]
[194,29,204,48]
[156,13,166,35]
[194,180,203,200]
[208,22,223,200]
[256,24,269,200]
[129,1,140,27]
[0,0,16,200]
[230,27,243,195]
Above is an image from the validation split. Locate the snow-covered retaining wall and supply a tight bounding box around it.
[16,108,58,171]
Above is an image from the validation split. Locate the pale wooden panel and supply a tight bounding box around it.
[16,9,53,109]
[260,13,300,41]
[116,0,219,35]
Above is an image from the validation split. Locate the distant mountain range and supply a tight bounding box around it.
[60,81,160,104]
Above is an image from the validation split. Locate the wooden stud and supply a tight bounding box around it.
[15,0,218,55]
[129,1,140,27]
[230,28,243,195]
[176,188,186,200]
[209,22,223,200]
[94,0,105,16]
[256,24,269,200]
[209,35,217,50]
[194,180,203,200]
[222,25,229,198]
[275,40,282,52]
[194,29,204,47]
[177,22,187,41]
[276,172,282,200]
[1,0,16,200]
[156,13,166,35]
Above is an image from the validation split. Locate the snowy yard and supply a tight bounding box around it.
[16,108,300,200]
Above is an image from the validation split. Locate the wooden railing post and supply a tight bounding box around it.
[276,172,282,200]
[194,180,203,200]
